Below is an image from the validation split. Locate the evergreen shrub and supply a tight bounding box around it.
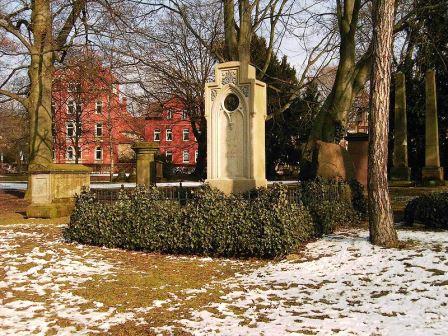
[299,178,366,234]
[64,184,315,259]
[404,193,448,229]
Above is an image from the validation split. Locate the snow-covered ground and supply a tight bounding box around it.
[1,224,447,335]
[176,229,448,336]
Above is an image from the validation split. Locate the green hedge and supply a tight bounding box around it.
[404,193,448,229]
[299,178,366,234]
[64,184,315,259]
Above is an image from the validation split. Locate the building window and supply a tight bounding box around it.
[181,110,188,120]
[66,146,75,160]
[182,150,190,163]
[195,150,198,163]
[165,150,173,162]
[95,123,103,137]
[95,101,103,114]
[67,100,75,114]
[182,129,189,141]
[166,128,173,141]
[154,129,161,141]
[95,146,103,161]
[167,110,173,119]
[66,122,75,137]
[51,102,56,115]
[68,82,81,93]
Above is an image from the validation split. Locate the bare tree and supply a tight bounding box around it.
[0,0,89,167]
[368,0,398,247]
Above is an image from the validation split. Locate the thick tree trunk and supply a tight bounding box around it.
[310,0,371,143]
[368,0,398,247]
[28,0,54,166]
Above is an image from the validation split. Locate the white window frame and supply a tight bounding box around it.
[66,146,75,161]
[166,128,173,141]
[95,123,103,137]
[167,110,173,119]
[68,82,80,93]
[165,150,173,162]
[182,129,189,141]
[95,100,103,114]
[182,150,190,163]
[154,129,161,142]
[95,146,103,161]
[67,100,75,114]
[66,122,75,138]
[181,110,188,120]
[195,150,198,163]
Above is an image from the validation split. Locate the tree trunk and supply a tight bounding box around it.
[310,0,371,143]
[368,0,398,247]
[28,0,54,166]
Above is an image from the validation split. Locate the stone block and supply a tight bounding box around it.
[346,133,368,187]
[390,166,412,181]
[26,163,90,218]
[314,141,355,181]
[422,166,444,184]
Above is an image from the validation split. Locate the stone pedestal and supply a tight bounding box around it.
[132,142,159,187]
[346,133,368,188]
[205,61,267,194]
[26,163,91,218]
[422,70,444,183]
[391,72,411,181]
[156,161,164,181]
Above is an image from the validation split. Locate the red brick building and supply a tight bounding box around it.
[144,100,198,170]
[52,63,142,172]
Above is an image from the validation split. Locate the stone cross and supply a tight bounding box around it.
[422,70,444,183]
[391,72,411,181]
[205,61,267,194]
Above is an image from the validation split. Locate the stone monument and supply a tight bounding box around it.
[346,133,368,188]
[422,70,444,183]
[26,163,91,218]
[132,142,159,187]
[391,72,412,182]
[205,61,267,194]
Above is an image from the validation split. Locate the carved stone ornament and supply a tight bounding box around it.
[211,89,218,101]
[239,85,249,97]
[221,69,238,85]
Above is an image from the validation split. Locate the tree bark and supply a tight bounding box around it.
[368,0,398,247]
[28,0,54,166]
[310,0,372,143]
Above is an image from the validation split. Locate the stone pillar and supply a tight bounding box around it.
[26,163,91,218]
[391,72,411,181]
[205,61,268,194]
[346,133,369,188]
[132,142,159,187]
[422,70,444,183]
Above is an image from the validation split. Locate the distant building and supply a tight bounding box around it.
[144,100,198,171]
[52,64,143,172]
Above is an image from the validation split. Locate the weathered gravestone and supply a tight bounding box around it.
[422,70,444,183]
[26,163,91,218]
[391,72,412,182]
[205,61,267,194]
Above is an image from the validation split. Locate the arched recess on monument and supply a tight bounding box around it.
[211,84,249,179]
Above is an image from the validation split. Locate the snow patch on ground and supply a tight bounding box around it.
[178,229,448,336]
[0,225,134,335]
